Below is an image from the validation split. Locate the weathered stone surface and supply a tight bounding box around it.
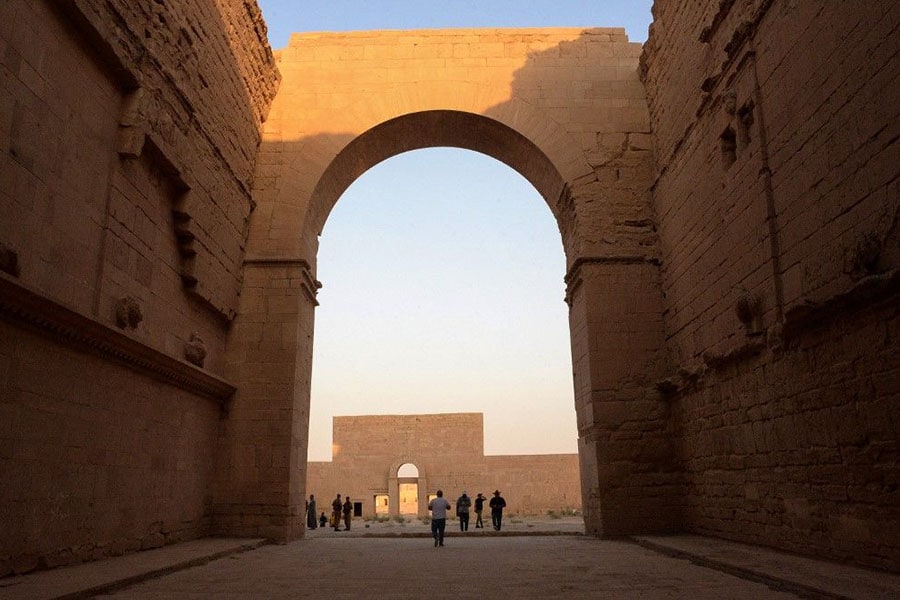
[307,414,580,518]
[225,26,667,544]
[641,0,900,570]
[0,0,277,574]
[1,0,898,579]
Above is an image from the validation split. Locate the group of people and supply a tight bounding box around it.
[305,494,355,531]
[428,489,506,547]
[305,488,508,547]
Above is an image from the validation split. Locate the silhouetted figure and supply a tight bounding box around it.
[306,494,317,529]
[428,489,451,547]
[474,493,485,528]
[343,496,353,531]
[456,491,471,531]
[332,494,342,531]
[319,512,328,528]
[490,490,507,531]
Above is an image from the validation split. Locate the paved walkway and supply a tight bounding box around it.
[2,519,899,599]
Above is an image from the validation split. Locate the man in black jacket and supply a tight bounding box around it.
[489,490,507,531]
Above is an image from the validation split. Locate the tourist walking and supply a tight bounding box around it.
[428,489,452,547]
[306,494,317,529]
[474,493,485,528]
[490,490,507,531]
[343,496,353,531]
[456,491,471,531]
[331,494,342,531]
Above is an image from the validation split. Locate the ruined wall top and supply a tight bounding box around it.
[331,413,485,462]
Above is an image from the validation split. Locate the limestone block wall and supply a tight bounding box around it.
[482,455,581,514]
[252,26,672,539]
[0,0,277,574]
[306,414,580,518]
[253,27,655,265]
[642,0,900,569]
[0,321,219,574]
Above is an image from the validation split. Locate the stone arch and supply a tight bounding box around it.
[224,28,673,542]
[388,458,427,481]
[387,458,428,517]
[395,462,419,478]
[303,101,592,229]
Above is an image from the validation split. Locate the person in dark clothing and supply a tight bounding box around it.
[331,494,343,531]
[343,496,353,531]
[306,494,317,529]
[474,493,485,528]
[428,489,452,547]
[489,490,507,531]
[319,512,328,528]
[456,491,471,532]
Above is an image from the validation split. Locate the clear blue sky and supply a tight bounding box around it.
[253,1,655,461]
[258,1,653,48]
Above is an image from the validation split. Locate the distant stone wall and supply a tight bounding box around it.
[0,0,277,575]
[307,414,580,518]
[641,0,899,569]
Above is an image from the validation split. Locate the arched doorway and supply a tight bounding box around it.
[397,463,419,515]
[222,29,672,541]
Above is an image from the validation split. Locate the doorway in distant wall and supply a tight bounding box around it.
[398,463,419,515]
[374,494,389,516]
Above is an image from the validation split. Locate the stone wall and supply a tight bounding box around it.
[307,414,581,518]
[0,0,277,574]
[0,320,220,574]
[249,26,674,539]
[2,0,897,578]
[641,0,900,569]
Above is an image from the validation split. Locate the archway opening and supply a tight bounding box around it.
[397,463,419,478]
[397,462,420,515]
[309,147,575,458]
[306,142,580,521]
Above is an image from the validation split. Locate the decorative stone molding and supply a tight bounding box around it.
[243,257,323,306]
[114,296,143,329]
[734,289,762,334]
[564,254,661,307]
[184,332,207,368]
[658,271,900,398]
[843,232,882,280]
[50,1,252,325]
[784,269,900,339]
[0,275,235,404]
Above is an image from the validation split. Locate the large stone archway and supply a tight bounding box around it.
[4,0,896,575]
[216,28,676,541]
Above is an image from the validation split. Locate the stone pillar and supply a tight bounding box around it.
[388,475,400,518]
[416,475,428,518]
[566,258,679,536]
[214,259,319,540]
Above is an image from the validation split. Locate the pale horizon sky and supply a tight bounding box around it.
[254,1,655,462]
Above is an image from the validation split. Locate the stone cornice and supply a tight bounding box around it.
[564,254,661,284]
[0,275,236,404]
[564,255,661,306]
[243,256,322,306]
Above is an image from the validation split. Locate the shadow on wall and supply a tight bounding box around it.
[0,0,277,576]
[238,26,672,540]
